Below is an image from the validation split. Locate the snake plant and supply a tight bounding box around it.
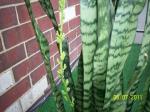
[25,0,150,112]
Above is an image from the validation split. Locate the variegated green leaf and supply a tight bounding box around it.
[39,0,75,102]
[74,52,84,112]
[39,0,59,32]
[24,0,65,112]
[92,0,112,111]
[126,1,150,111]
[104,0,146,111]
[80,0,97,111]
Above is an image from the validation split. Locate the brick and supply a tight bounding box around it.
[30,64,46,85]
[77,43,82,55]
[26,31,53,56]
[63,22,69,34]
[54,52,60,66]
[0,7,18,29]
[20,76,48,111]
[13,52,43,81]
[52,65,59,80]
[0,45,26,73]
[75,5,80,16]
[13,60,28,81]
[55,11,60,24]
[17,2,45,23]
[20,90,33,112]
[70,36,81,51]
[70,48,78,63]
[0,70,15,95]
[0,38,3,52]
[66,30,76,42]
[2,22,35,49]
[44,31,52,44]
[50,42,59,56]
[5,101,23,112]
[0,0,23,6]
[28,51,43,68]
[31,76,48,101]
[0,77,31,112]
[38,16,53,32]
[76,27,81,36]
[51,28,56,41]
[50,57,55,69]
[68,0,79,6]
[64,6,76,22]
[69,17,80,30]
[51,0,59,11]
[26,38,39,56]
[16,5,30,23]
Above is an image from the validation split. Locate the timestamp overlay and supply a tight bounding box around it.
[112,95,143,101]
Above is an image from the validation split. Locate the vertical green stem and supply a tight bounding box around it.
[57,0,74,111]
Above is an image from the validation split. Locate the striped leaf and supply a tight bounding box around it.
[143,85,150,112]
[74,52,84,112]
[39,0,59,32]
[92,0,112,111]
[104,0,146,111]
[80,0,98,111]
[126,1,150,111]
[39,0,75,100]
[24,0,65,112]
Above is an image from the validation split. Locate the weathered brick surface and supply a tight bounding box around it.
[44,31,52,44]
[0,1,81,111]
[66,29,76,42]
[30,64,46,85]
[69,16,80,30]
[0,77,30,111]
[38,16,53,32]
[0,7,18,29]
[13,52,43,81]
[50,42,59,56]
[63,22,69,34]
[26,38,39,56]
[17,2,45,23]
[0,0,23,6]
[70,47,79,63]
[51,0,59,11]
[75,5,80,16]
[70,36,81,51]
[0,37,3,52]
[68,0,79,6]
[0,45,26,73]
[2,22,35,49]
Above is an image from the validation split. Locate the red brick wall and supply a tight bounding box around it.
[0,0,81,111]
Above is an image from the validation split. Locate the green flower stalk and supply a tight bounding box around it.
[57,0,74,110]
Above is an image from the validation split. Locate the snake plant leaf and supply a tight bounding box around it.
[74,52,84,112]
[104,0,146,111]
[126,1,150,111]
[80,0,98,111]
[92,0,112,111]
[24,0,65,112]
[143,85,150,112]
[138,61,150,112]
[39,0,75,102]
[24,0,55,92]
[39,0,59,32]
[39,0,76,111]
